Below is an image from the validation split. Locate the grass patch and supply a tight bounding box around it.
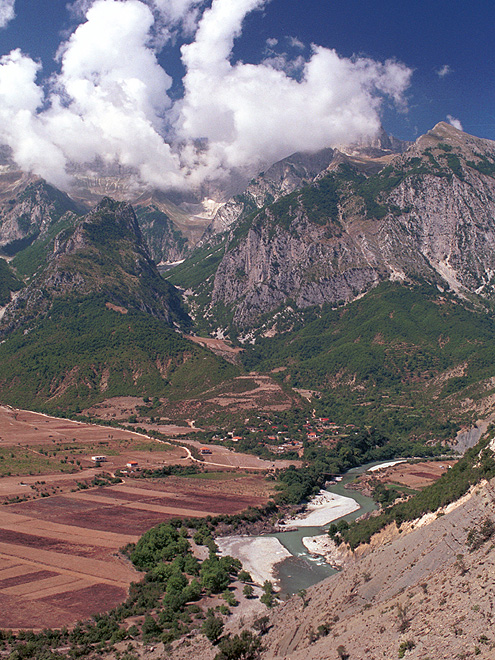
[0,447,75,477]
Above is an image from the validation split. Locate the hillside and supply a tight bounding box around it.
[241,281,495,440]
[0,296,237,413]
[0,197,189,335]
[140,432,495,660]
[0,198,238,412]
[168,122,495,329]
[0,258,22,306]
[260,476,495,660]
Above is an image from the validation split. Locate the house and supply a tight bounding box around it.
[200,447,212,455]
[126,460,139,468]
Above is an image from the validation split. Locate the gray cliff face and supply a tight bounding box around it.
[383,171,495,294]
[211,123,495,327]
[212,212,384,327]
[0,176,82,253]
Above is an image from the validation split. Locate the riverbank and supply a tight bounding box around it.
[216,536,292,587]
[279,489,360,528]
[302,534,350,568]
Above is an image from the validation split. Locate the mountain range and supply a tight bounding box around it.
[1,121,495,433]
[2,122,495,659]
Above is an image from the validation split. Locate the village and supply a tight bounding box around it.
[203,415,360,459]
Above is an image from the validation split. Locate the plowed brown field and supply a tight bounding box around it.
[0,406,276,629]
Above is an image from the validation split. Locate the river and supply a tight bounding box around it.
[268,462,379,596]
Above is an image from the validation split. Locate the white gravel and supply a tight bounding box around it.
[216,535,291,587]
[279,489,360,528]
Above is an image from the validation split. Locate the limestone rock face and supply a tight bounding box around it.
[0,175,82,251]
[210,123,495,327]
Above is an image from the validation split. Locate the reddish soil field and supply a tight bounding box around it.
[353,460,457,494]
[379,460,457,490]
[0,406,277,629]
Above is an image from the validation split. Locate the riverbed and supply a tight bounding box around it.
[217,462,380,596]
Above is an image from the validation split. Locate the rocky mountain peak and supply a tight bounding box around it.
[0,197,190,336]
[203,123,495,330]
[412,121,495,160]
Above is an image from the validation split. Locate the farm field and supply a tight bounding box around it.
[0,404,191,492]
[0,405,279,628]
[0,474,273,628]
[178,437,302,470]
[351,459,458,496]
[372,459,457,490]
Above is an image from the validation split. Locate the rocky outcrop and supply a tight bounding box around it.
[0,175,82,254]
[0,198,189,335]
[212,210,386,327]
[210,123,495,327]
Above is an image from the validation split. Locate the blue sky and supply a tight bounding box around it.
[2,0,493,141]
[0,0,493,190]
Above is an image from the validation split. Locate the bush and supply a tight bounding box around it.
[214,631,262,660]
[202,616,224,644]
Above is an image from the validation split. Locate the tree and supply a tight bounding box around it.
[260,580,276,608]
[243,584,254,599]
[214,631,262,660]
[252,616,269,635]
[222,589,238,606]
[200,557,231,593]
[238,570,252,583]
[297,588,308,608]
[202,616,224,644]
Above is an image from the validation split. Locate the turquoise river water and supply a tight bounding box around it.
[265,463,380,596]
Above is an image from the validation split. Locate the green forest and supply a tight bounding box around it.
[241,281,495,440]
[0,294,237,412]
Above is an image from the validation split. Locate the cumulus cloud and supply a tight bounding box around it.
[436,64,452,78]
[447,115,463,131]
[0,0,413,192]
[0,0,15,28]
[178,0,411,182]
[70,0,205,39]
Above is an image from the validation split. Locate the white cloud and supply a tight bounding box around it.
[436,64,452,78]
[0,50,69,186]
[288,36,305,50]
[0,0,15,28]
[0,0,413,192]
[447,115,463,131]
[178,0,412,181]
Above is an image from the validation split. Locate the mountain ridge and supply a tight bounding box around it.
[191,122,495,329]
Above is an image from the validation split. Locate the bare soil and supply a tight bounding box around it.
[185,335,244,363]
[350,459,457,496]
[0,406,278,628]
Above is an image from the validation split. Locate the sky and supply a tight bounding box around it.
[0,0,493,192]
